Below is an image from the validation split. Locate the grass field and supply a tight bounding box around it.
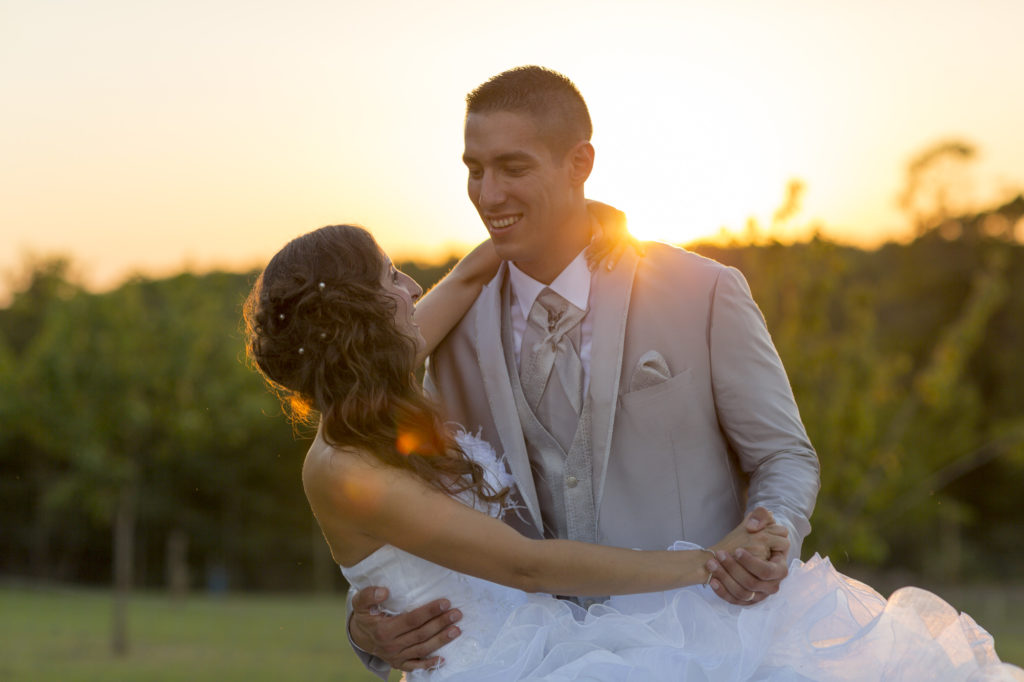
[1,583,1021,680]
[0,586,399,681]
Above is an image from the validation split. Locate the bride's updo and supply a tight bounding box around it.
[244,224,505,504]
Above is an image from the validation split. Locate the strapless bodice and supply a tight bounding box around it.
[342,542,533,677]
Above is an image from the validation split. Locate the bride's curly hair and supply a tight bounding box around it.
[244,224,506,505]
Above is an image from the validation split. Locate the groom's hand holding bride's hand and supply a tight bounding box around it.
[706,507,791,606]
[350,586,462,673]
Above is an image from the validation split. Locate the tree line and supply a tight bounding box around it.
[2,205,1022,596]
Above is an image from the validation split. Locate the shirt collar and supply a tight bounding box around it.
[508,249,591,320]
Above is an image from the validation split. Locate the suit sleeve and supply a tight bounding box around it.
[708,266,820,559]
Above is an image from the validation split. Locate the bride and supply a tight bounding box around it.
[244,223,1021,681]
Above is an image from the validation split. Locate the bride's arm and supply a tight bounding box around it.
[314,453,786,597]
[412,240,499,367]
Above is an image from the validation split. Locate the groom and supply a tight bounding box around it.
[349,66,820,675]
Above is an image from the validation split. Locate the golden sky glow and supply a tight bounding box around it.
[1,0,1022,294]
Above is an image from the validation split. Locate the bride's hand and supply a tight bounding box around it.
[706,508,791,606]
[710,516,789,561]
[584,199,645,271]
[453,239,501,286]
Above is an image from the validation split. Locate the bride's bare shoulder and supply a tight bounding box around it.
[301,433,396,518]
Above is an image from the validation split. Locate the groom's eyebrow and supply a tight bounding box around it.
[462,151,535,165]
[495,152,534,164]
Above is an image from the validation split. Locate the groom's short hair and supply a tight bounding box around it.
[466,66,592,159]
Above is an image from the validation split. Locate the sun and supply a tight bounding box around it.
[583,73,799,247]
[586,129,792,247]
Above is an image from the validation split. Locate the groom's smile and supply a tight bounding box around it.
[488,215,522,230]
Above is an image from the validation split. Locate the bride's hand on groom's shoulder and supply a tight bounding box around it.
[705,508,790,607]
[585,199,645,271]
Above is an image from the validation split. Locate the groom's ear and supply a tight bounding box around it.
[566,141,594,187]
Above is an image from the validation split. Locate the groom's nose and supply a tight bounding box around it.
[475,171,506,209]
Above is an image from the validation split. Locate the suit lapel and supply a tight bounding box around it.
[588,250,638,512]
[474,264,544,533]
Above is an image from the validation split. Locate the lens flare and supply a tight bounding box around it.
[396,429,424,456]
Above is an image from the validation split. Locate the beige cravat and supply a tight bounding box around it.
[519,288,586,450]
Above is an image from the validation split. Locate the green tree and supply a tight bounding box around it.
[12,269,316,652]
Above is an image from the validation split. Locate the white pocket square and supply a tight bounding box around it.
[629,350,672,392]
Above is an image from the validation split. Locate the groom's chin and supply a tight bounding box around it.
[488,240,520,264]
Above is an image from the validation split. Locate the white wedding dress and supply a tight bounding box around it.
[341,433,1023,681]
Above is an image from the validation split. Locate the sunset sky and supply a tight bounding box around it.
[2,0,1022,295]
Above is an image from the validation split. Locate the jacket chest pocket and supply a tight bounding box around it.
[618,366,694,430]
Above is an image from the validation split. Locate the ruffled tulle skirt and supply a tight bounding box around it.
[426,552,1023,681]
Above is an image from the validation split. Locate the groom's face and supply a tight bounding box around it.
[463,110,576,273]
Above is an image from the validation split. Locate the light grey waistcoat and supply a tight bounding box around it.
[501,280,596,544]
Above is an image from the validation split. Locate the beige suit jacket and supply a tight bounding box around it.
[426,241,820,556]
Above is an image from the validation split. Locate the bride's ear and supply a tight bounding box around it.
[567,141,594,187]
